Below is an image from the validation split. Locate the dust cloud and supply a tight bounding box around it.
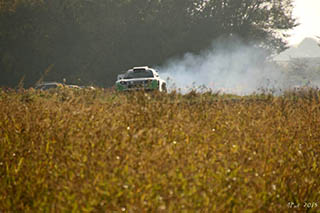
[158,37,287,95]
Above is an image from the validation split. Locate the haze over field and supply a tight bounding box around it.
[157,0,320,94]
[159,38,283,94]
[159,37,320,94]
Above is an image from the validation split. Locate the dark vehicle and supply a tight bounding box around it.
[35,82,64,90]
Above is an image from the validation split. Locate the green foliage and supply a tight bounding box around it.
[1,88,320,212]
[0,0,297,88]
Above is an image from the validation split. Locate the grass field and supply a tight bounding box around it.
[1,88,320,212]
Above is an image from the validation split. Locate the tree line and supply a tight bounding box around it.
[0,0,297,87]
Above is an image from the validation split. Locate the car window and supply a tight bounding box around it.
[124,70,154,79]
[43,84,58,90]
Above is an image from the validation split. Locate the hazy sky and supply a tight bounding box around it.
[287,0,320,46]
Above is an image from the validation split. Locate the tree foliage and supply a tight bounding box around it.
[0,0,297,87]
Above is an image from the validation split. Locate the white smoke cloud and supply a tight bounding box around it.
[157,37,287,95]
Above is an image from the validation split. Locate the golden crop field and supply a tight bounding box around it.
[1,88,320,212]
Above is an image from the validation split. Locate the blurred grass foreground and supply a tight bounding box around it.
[1,88,320,212]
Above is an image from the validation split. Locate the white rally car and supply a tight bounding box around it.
[115,66,167,92]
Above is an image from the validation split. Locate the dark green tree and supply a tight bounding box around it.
[193,0,297,53]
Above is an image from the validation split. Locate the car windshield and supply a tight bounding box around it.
[124,70,154,79]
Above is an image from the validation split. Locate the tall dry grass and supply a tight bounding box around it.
[0,88,320,212]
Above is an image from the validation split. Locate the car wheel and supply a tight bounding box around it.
[161,83,167,92]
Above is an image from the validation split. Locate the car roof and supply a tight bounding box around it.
[35,82,64,88]
[39,82,61,85]
[127,67,158,73]
[133,66,149,70]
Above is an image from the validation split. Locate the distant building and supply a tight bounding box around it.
[274,37,320,61]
